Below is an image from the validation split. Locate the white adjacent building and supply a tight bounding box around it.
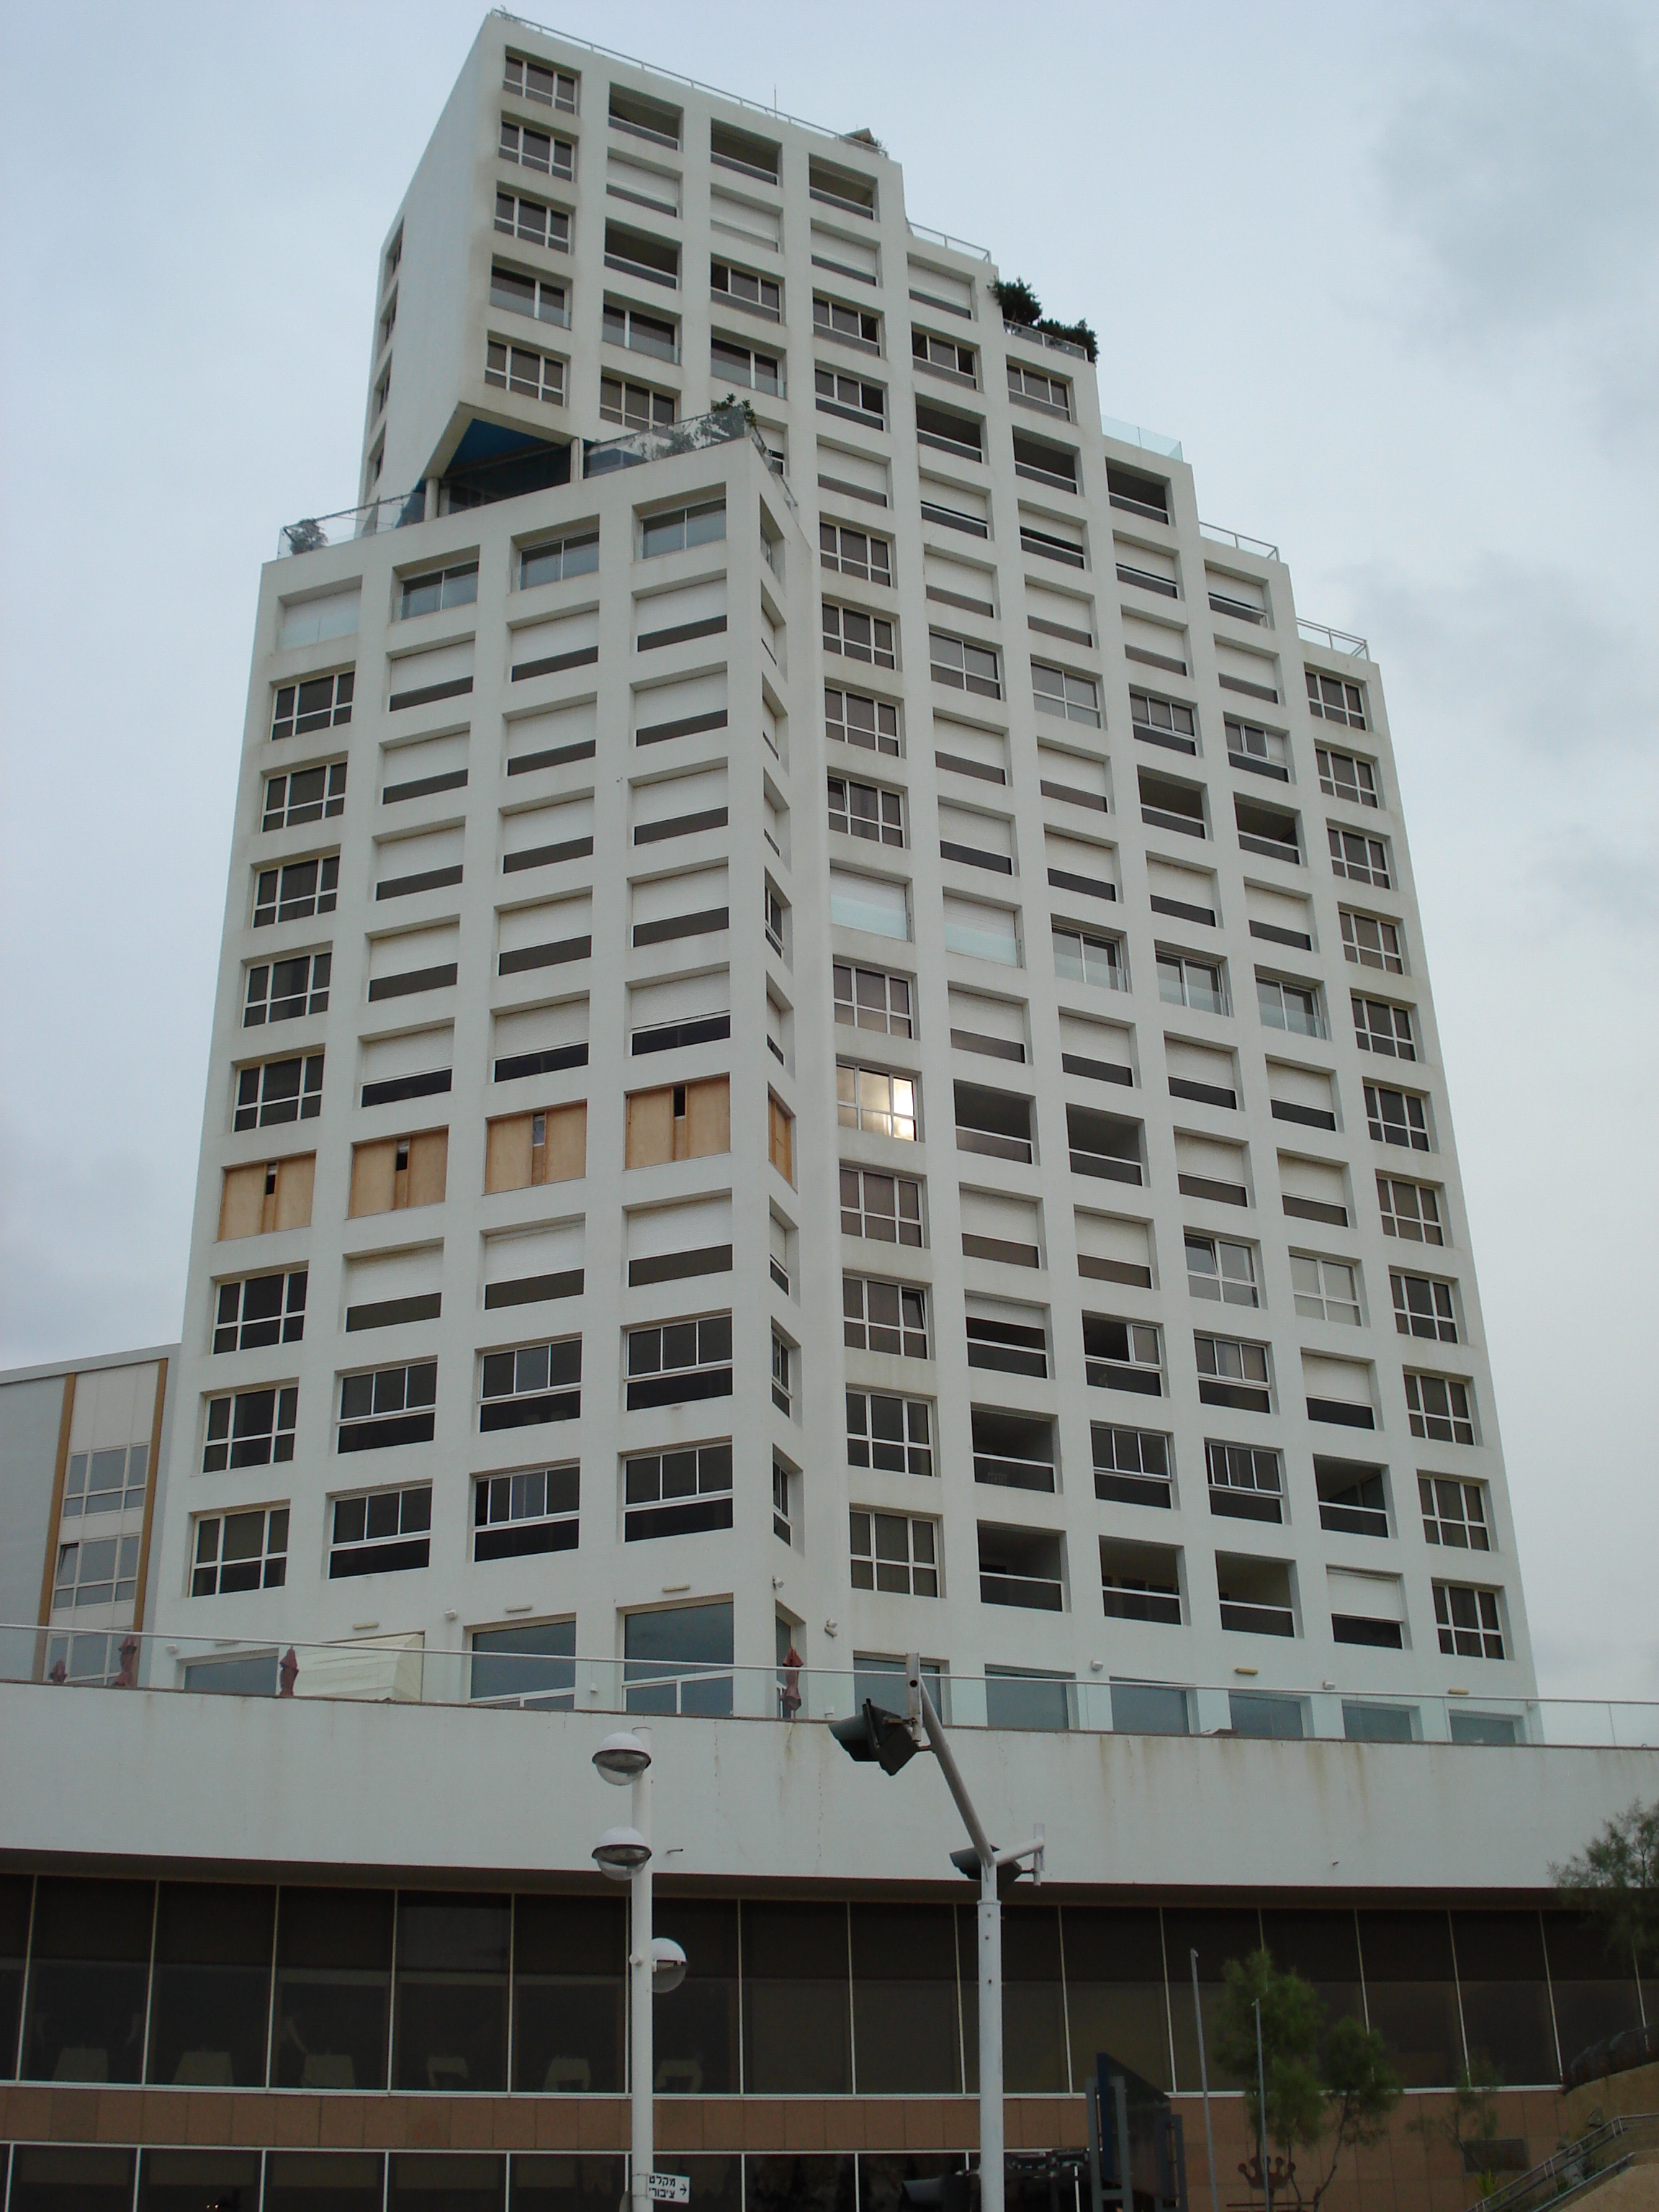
[145,12,1534,1743]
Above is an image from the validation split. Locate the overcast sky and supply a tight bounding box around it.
[2,1,1655,1702]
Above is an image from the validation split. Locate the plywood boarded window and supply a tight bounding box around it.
[626,1076,730,1169]
[769,1093,795,1184]
[349,1128,449,1217]
[485,1101,587,1193]
[218,1154,315,1239]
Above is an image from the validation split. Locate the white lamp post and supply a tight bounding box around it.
[593,1727,675,2212]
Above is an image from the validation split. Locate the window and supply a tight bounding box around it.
[711,257,781,318]
[603,300,678,360]
[837,1061,917,1138]
[850,1509,939,1596]
[929,632,1000,697]
[494,189,571,252]
[1053,926,1123,989]
[816,365,885,425]
[1291,1254,1362,1325]
[1366,1082,1430,1150]
[820,522,891,583]
[823,601,896,669]
[338,1359,437,1452]
[1130,690,1197,754]
[1392,1272,1457,1341]
[1434,1582,1504,1660]
[1341,910,1403,973]
[1226,716,1288,778]
[828,774,904,846]
[641,499,724,557]
[846,1391,933,1475]
[1012,429,1077,490]
[374,365,390,418]
[913,328,976,379]
[1256,974,1322,1035]
[1032,661,1101,726]
[1082,1315,1164,1395]
[53,1533,140,1610]
[768,1093,794,1182]
[491,262,568,325]
[1318,1462,1389,1537]
[521,529,598,589]
[1206,1442,1283,1522]
[329,1484,431,1577]
[708,334,778,393]
[1305,669,1367,729]
[609,84,679,144]
[826,683,899,757]
[192,1507,288,1596]
[253,855,338,927]
[624,1442,733,1541]
[843,1275,927,1357]
[272,670,353,740]
[1318,745,1379,806]
[234,1053,323,1130]
[213,1268,307,1352]
[1023,521,1085,567]
[1158,951,1226,1013]
[814,293,878,347]
[202,1385,297,1471]
[499,118,575,178]
[1195,1332,1271,1411]
[1236,796,1302,863]
[1092,1424,1173,1507]
[1007,361,1070,416]
[504,53,577,110]
[1107,465,1169,521]
[763,882,786,956]
[834,961,912,1035]
[473,1465,580,1559]
[480,1337,581,1429]
[601,374,673,430]
[1353,995,1415,1060]
[1328,825,1391,887]
[1185,1235,1258,1306]
[626,1314,733,1409]
[243,953,330,1026]
[1405,1371,1475,1444]
[397,562,477,621]
[263,763,346,830]
[966,1313,1048,1377]
[772,1457,793,1543]
[484,337,565,404]
[1420,1475,1489,1550]
[61,1443,148,1518]
[840,1165,923,1245]
[1139,768,1206,836]
[1377,1174,1443,1244]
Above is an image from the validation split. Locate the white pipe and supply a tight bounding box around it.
[631,1730,653,2212]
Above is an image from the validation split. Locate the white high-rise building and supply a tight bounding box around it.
[148,12,1534,1743]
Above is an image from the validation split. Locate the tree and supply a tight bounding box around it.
[1408,2064,1503,2191]
[1213,1948,1401,2210]
[1552,1799,1659,1972]
[992,276,1043,326]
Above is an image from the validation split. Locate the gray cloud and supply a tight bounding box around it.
[1540,827,1659,935]
[1341,552,1654,759]
[1374,1,1659,340]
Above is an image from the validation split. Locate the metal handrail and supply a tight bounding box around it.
[9,1625,1659,1746]
[1298,618,1372,660]
[1200,521,1281,560]
[909,219,992,261]
[1004,319,1087,361]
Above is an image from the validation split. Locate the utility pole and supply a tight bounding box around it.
[1190,1950,1218,2210]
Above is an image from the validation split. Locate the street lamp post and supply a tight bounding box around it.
[831,1655,1044,2212]
[592,1728,685,2212]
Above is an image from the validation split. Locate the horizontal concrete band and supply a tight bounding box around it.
[0,2082,1563,2154]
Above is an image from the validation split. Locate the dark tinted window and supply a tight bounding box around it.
[1163,1907,1261,2091]
[266,2152,388,2212]
[137,2149,264,2209]
[0,1872,30,2077]
[271,1887,394,2090]
[742,1902,850,2092]
[1357,1910,1462,2087]
[851,1904,961,2093]
[1452,1911,1558,2085]
[146,1883,274,2087]
[387,2154,506,2211]
[509,2156,628,2212]
[8,2146,137,2211]
[23,1876,153,2083]
[654,1899,739,2095]
[512,1896,625,2093]
[1543,1913,1643,2077]
[392,1896,511,2092]
[1061,1906,1171,2091]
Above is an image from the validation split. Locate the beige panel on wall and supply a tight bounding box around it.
[349,1130,448,1217]
[219,1154,315,1239]
[485,1102,587,1194]
[626,1076,730,1169]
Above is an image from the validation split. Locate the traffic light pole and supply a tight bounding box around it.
[911,1665,1041,2212]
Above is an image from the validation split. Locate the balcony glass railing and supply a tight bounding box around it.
[1219,1600,1296,1637]
[1103,1588,1182,1625]
[5,1623,1654,1746]
[956,1124,1032,1163]
[1101,415,1184,462]
[979,1571,1066,1612]
[276,487,424,558]
[973,1453,1056,1493]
